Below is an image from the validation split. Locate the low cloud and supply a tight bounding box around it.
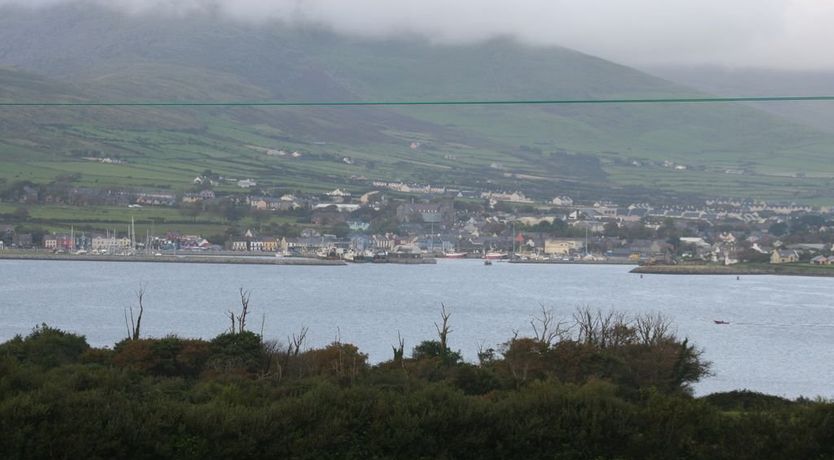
[2,0,834,70]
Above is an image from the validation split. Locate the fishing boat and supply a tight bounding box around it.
[713,320,730,325]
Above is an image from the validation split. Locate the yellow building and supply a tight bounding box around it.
[544,239,585,255]
[261,239,279,252]
[770,249,799,264]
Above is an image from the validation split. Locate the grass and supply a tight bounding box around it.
[5,30,834,205]
[0,203,302,236]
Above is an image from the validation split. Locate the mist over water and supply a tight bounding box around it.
[1,258,833,398]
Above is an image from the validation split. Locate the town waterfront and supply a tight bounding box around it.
[1,258,832,398]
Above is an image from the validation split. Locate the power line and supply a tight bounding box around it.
[1,95,834,107]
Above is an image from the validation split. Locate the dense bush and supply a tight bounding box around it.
[113,336,211,378]
[0,324,89,368]
[0,318,832,459]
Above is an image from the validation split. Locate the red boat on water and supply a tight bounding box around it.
[713,320,730,325]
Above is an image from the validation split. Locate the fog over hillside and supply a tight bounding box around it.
[648,66,834,133]
[1,2,834,203]
[1,0,833,70]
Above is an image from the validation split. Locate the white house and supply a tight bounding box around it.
[326,189,352,198]
[551,196,574,206]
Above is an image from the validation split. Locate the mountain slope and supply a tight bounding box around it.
[647,65,834,134]
[1,4,834,203]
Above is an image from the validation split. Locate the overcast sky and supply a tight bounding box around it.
[3,0,834,70]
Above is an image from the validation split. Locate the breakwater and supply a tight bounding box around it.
[0,253,346,266]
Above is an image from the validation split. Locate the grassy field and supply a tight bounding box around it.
[0,202,302,236]
[4,12,834,205]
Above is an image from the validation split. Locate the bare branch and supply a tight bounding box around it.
[124,307,132,340]
[573,306,635,348]
[237,288,250,333]
[635,312,674,346]
[227,310,236,334]
[476,340,496,366]
[392,330,405,363]
[289,326,309,356]
[132,282,146,340]
[531,304,569,347]
[434,303,452,352]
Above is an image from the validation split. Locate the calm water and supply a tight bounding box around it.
[1,258,832,398]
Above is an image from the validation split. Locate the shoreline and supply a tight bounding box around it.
[0,253,347,266]
[508,258,636,266]
[631,264,834,278]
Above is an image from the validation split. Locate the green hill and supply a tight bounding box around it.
[2,4,834,203]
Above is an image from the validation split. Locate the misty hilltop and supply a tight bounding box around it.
[1,3,834,203]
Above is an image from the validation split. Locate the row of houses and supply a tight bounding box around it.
[227,230,407,254]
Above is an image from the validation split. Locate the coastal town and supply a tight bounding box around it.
[3,176,834,269]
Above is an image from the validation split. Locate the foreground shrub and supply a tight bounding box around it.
[113,336,211,378]
[0,323,89,368]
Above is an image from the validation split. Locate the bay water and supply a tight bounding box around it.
[1,259,832,397]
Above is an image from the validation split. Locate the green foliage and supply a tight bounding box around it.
[0,323,89,368]
[769,221,789,236]
[113,336,211,378]
[208,331,266,374]
[701,390,796,411]
[0,321,832,458]
[412,340,463,365]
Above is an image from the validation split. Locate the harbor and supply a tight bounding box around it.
[0,252,347,266]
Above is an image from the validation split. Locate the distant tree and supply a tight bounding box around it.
[739,248,770,263]
[181,205,201,222]
[769,222,789,236]
[666,236,682,254]
[657,218,678,239]
[12,207,29,221]
[205,233,226,245]
[792,215,825,233]
[370,217,398,234]
[412,340,462,365]
[603,221,620,237]
[330,223,350,238]
[223,204,246,222]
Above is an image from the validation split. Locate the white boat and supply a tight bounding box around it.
[484,252,507,260]
[444,252,468,259]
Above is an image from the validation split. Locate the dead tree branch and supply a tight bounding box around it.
[635,312,674,346]
[124,282,147,341]
[531,304,569,347]
[435,303,452,353]
[392,331,405,363]
[237,288,250,333]
[132,283,146,340]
